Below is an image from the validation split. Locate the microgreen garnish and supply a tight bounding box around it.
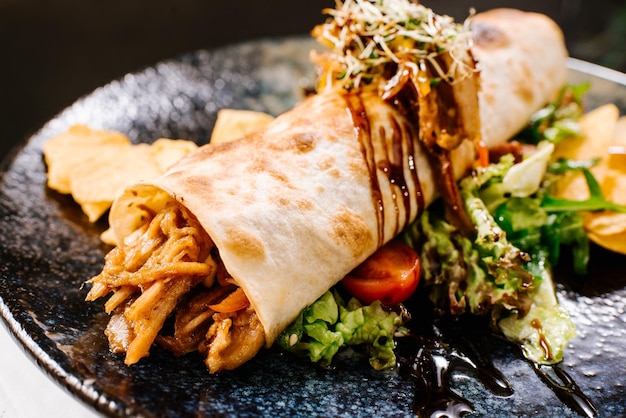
[313,0,476,89]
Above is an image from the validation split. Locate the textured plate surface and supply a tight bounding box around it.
[0,37,625,418]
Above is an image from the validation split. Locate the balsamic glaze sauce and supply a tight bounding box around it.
[397,314,513,418]
[343,92,424,246]
[532,363,598,418]
[343,92,386,247]
[395,309,597,418]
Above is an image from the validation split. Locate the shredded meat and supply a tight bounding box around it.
[86,201,265,372]
[201,305,265,373]
[157,285,234,357]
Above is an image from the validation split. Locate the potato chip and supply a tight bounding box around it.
[44,112,273,224]
[89,111,268,241]
[150,138,198,172]
[553,104,626,255]
[585,212,626,255]
[584,212,626,236]
[210,109,274,144]
[69,143,163,222]
[553,104,619,200]
[43,125,130,194]
[607,116,626,170]
[43,125,198,223]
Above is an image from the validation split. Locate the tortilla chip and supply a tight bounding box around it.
[210,109,274,144]
[554,104,626,255]
[43,125,130,194]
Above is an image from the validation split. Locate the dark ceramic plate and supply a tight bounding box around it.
[1,37,625,418]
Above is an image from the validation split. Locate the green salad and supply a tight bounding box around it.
[278,83,626,368]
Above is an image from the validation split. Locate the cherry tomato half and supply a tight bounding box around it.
[341,240,421,305]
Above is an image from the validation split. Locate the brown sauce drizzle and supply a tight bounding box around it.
[398,310,597,418]
[342,92,424,246]
[377,116,426,237]
[382,55,478,235]
[426,148,474,235]
[342,92,385,247]
[526,320,596,416]
[532,363,598,418]
[530,318,554,362]
[398,315,514,418]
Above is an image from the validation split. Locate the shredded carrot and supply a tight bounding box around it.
[209,288,250,313]
[477,140,489,167]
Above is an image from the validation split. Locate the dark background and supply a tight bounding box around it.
[1,0,625,160]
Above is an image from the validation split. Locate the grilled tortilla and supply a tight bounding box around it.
[88,8,568,372]
[472,9,568,148]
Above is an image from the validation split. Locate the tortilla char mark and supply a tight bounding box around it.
[472,20,510,49]
[222,223,266,260]
[472,17,535,107]
[330,207,374,259]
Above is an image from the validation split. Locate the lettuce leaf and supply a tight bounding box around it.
[402,138,583,365]
[276,290,407,370]
[498,249,577,364]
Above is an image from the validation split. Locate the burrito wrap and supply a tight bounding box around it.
[108,9,568,346]
[111,91,474,344]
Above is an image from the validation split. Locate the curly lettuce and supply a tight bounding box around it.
[276,290,408,370]
[402,136,587,364]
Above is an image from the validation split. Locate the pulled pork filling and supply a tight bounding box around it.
[86,201,265,373]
